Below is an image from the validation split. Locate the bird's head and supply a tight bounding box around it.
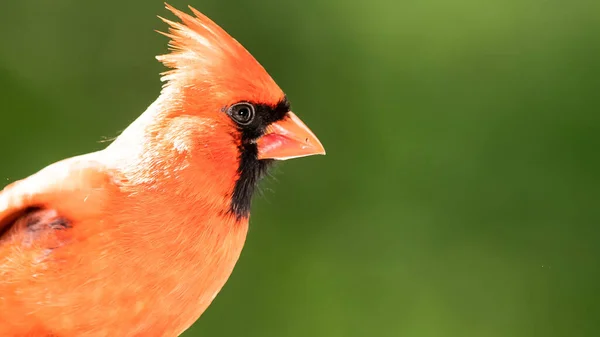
[149,4,325,218]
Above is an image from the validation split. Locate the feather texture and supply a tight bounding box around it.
[0,4,323,336]
[156,4,283,106]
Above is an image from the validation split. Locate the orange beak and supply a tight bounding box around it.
[257,112,326,160]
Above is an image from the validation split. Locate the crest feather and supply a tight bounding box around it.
[154,3,282,105]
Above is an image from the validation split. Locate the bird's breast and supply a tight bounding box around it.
[99,206,250,336]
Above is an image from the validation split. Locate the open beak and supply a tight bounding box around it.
[257,112,326,160]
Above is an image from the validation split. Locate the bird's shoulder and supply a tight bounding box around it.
[0,153,124,242]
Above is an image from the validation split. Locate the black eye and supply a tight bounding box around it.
[228,103,255,125]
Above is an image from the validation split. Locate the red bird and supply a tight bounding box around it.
[0,4,324,336]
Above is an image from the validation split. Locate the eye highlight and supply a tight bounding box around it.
[227,103,255,126]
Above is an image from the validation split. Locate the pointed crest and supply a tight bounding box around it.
[156,4,283,104]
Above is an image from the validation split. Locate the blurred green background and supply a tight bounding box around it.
[1,0,599,336]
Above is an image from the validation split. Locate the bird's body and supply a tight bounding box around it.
[0,5,324,336]
[0,127,246,336]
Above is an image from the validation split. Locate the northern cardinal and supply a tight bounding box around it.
[0,4,324,336]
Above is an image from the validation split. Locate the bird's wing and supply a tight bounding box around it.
[0,155,124,334]
[0,155,120,245]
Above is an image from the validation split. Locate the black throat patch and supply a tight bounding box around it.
[229,97,290,219]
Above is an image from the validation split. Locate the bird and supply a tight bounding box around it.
[0,4,325,336]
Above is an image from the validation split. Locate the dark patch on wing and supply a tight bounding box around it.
[0,207,72,245]
[26,209,72,232]
[0,207,38,241]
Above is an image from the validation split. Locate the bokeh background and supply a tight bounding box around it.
[1,0,599,336]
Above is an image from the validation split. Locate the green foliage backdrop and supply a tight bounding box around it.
[1,0,599,336]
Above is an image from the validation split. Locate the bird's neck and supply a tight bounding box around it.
[105,96,242,224]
